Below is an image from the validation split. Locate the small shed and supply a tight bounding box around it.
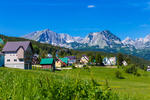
[40,58,54,70]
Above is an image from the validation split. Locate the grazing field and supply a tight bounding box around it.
[0,67,150,100]
[56,67,150,100]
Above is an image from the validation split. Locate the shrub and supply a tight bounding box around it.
[115,70,125,79]
[83,65,91,72]
[124,64,137,74]
[83,64,87,67]
[139,64,147,71]
[124,64,141,76]
[117,65,124,69]
[72,64,76,69]
[136,72,141,77]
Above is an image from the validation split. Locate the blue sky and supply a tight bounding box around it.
[0,0,150,40]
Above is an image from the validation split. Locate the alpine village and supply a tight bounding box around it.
[0,31,150,100]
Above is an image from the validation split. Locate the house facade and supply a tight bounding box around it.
[55,58,68,68]
[80,56,89,64]
[103,57,117,66]
[40,58,54,70]
[122,60,128,66]
[2,41,33,69]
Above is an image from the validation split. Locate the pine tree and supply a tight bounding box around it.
[117,53,124,66]
[95,54,102,66]
[89,55,95,64]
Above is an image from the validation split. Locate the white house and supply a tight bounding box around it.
[103,57,117,66]
[122,60,128,66]
[2,41,33,69]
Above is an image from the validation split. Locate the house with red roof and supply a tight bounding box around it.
[2,41,33,69]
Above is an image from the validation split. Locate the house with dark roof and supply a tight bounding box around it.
[65,56,76,65]
[2,41,33,69]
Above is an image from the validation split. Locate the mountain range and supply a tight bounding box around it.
[23,29,150,60]
[23,29,124,48]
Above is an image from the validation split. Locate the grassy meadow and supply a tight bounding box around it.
[56,67,150,100]
[0,67,150,100]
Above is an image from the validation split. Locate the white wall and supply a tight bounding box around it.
[4,52,25,69]
[5,64,24,69]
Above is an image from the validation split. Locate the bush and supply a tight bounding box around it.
[139,64,147,71]
[83,64,87,67]
[117,65,124,69]
[72,64,76,69]
[124,65,137,74]
[83,65,91,72]
[124,64,141,76]
[115,70,125,79]
[136,72,141,77]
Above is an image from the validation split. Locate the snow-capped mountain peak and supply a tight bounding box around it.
[23,29,124,49]
[144,34,150,43]
[23,29,84,47]
[23,29,150,50]
[122,37,135,45]
[122,34,150,49]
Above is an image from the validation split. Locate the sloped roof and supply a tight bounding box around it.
[2,41,31,52]
[59,58,68,64]
[65,56,76,60]
[40,58,54,65]
[82,56,89,61]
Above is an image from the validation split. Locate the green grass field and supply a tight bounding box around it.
[55,67,150,100]
[0,67,150,100]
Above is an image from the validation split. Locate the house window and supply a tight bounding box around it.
[19,59,24,62]
[14,59,17,62]
[7,59,10,62]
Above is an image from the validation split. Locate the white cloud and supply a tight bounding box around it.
[87,5,95,8]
